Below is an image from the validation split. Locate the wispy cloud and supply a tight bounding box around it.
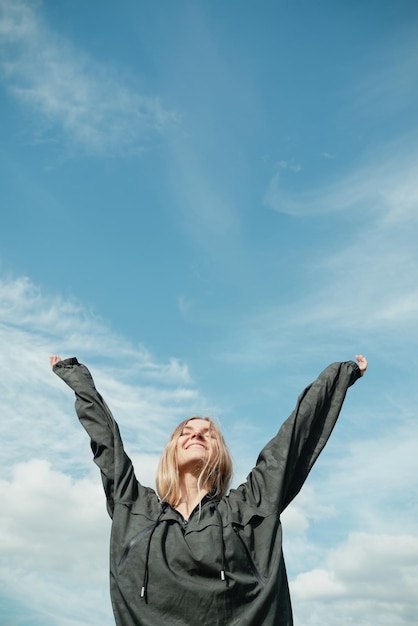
[0,271,207,625]
[166,137,240,242]
[0,272,200,476]
[264,134,418,221]
[0,0,178,156]
[275,159,302,173]
[348,28,418,123]
[219,131,418,370]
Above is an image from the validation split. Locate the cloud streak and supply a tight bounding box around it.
[0,0,178,156]
[218,132,418,371]
[264,134,418,221]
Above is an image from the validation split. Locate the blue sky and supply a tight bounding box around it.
[1,0,418,624]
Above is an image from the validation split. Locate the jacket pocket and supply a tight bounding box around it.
[232,524,266,587]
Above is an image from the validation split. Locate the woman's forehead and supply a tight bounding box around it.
[183,417,211,429]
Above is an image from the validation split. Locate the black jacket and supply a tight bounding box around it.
[54,358,361,626]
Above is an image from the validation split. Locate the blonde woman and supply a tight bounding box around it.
[50,354,367,626]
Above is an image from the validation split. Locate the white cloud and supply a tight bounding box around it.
[315,421,418,536]
[278,412,418,625]
[0,271,208,624]
[282,485,336,536]
[293,568,345,599]
[281,503,310,535]
[0,459,109,576]
[1,269,417,626]
[0,459,113,625]
[291,533,418,626]
[0,0,178,156]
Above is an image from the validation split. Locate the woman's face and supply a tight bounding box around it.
[176,419,216,472]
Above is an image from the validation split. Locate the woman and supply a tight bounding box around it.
[50,354,367,626]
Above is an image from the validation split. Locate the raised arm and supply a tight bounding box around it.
[235,356,367,515]
[50,356,139,517]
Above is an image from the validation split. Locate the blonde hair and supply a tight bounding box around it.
[156,417,233,506]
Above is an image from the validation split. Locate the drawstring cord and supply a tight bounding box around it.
[213,500,227,583]
[139,499,227,603]
[141,503,168,602]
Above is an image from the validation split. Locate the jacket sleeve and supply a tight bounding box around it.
[53,357,138,518]
[239,360,361,516]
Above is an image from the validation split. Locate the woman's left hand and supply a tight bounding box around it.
[355,354,368,376]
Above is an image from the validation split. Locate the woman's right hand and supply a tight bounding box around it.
[49,355,62,368]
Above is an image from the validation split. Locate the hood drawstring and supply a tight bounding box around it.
[140,499,227,602]
[213,500,227,583]
[141,503,168,602]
